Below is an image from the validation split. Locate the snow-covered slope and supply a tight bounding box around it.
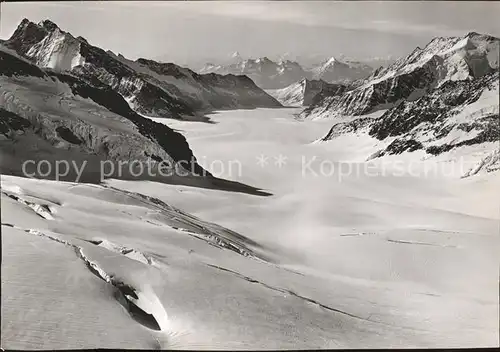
[3,108,499,348]
[104,108,499,348]
[267,79,347,107]
[3,19,281,121]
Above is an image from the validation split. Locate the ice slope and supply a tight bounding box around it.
[5,171,488,349]
[3,119,497,349]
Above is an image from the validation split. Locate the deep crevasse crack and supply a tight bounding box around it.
[5,224,168,334]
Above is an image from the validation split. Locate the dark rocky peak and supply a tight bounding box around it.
[38,19,59,32]
[18,18,31,27]
[6,19,48,54]
[76,36,89,44]
[466,31,481,38]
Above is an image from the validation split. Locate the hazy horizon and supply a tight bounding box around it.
[1,1,499,67]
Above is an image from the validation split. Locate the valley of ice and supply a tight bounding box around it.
[2,107,498,349]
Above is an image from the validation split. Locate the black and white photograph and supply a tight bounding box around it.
[0,0,499,349]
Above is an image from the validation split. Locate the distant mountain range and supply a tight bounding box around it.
[199,56,375,90]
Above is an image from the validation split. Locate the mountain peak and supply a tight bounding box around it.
[326,57,337,64]
[322,57,346,68]
[258,56,271,62]
[465,31,481,38]
[464,31,500,42]
[18,18,31,27]
[38,19,59,32]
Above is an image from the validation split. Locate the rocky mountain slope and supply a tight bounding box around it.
[2,19,281,122]
[302,32,499,120]
[199,56,373,90]
[0,44,267,195]
[267,79,347,107]
[0,46,204,177]
[312,32,499,176]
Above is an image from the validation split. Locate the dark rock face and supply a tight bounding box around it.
[0,49,46,78]
[55,126,83,144]
[379,138,425,156]
[3,19,47,55]
[0,108,32,136]
[321,118,373,141]
[425,114,499,155]
[302,80,346,106]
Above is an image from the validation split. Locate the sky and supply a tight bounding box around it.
[1,1,499,67]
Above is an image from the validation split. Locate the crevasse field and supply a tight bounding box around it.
[2,108,499,349]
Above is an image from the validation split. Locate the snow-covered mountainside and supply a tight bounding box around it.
[267,79,347,107]
[316,74,499,177]
[2,19,281,121]
[311,57,373,84]
[303,32,499,119]
[304,32,500,177]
